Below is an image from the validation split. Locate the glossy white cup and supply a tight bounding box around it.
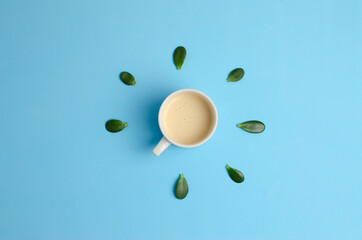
[152,89,218,156]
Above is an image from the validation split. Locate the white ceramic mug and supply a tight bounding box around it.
[152,89,218,156]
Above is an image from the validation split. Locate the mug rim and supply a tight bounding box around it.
[158,88,218,148]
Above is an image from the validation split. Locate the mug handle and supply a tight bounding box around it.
[153,137,171,156]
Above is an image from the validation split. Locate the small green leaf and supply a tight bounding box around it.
[105,119,128,133]
[120,71,135,86]
[173,46,186,70]
[237,120,265,133]
[227,68,245,82]
[175,174,188,199]
[226,164,244,183]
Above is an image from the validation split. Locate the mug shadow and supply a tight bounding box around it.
[137,88,174,149]
[146,98,164,147]
[132,82,183,152]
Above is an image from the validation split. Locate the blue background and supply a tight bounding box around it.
[1,0,362,239]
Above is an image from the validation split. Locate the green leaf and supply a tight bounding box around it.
[175,174,188,199]
[105,119,128,133]
[227,68,245,82]
[237,120,265,133]
[173,46,186,70]
[226,164,245,183]
[120,71,136,86]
